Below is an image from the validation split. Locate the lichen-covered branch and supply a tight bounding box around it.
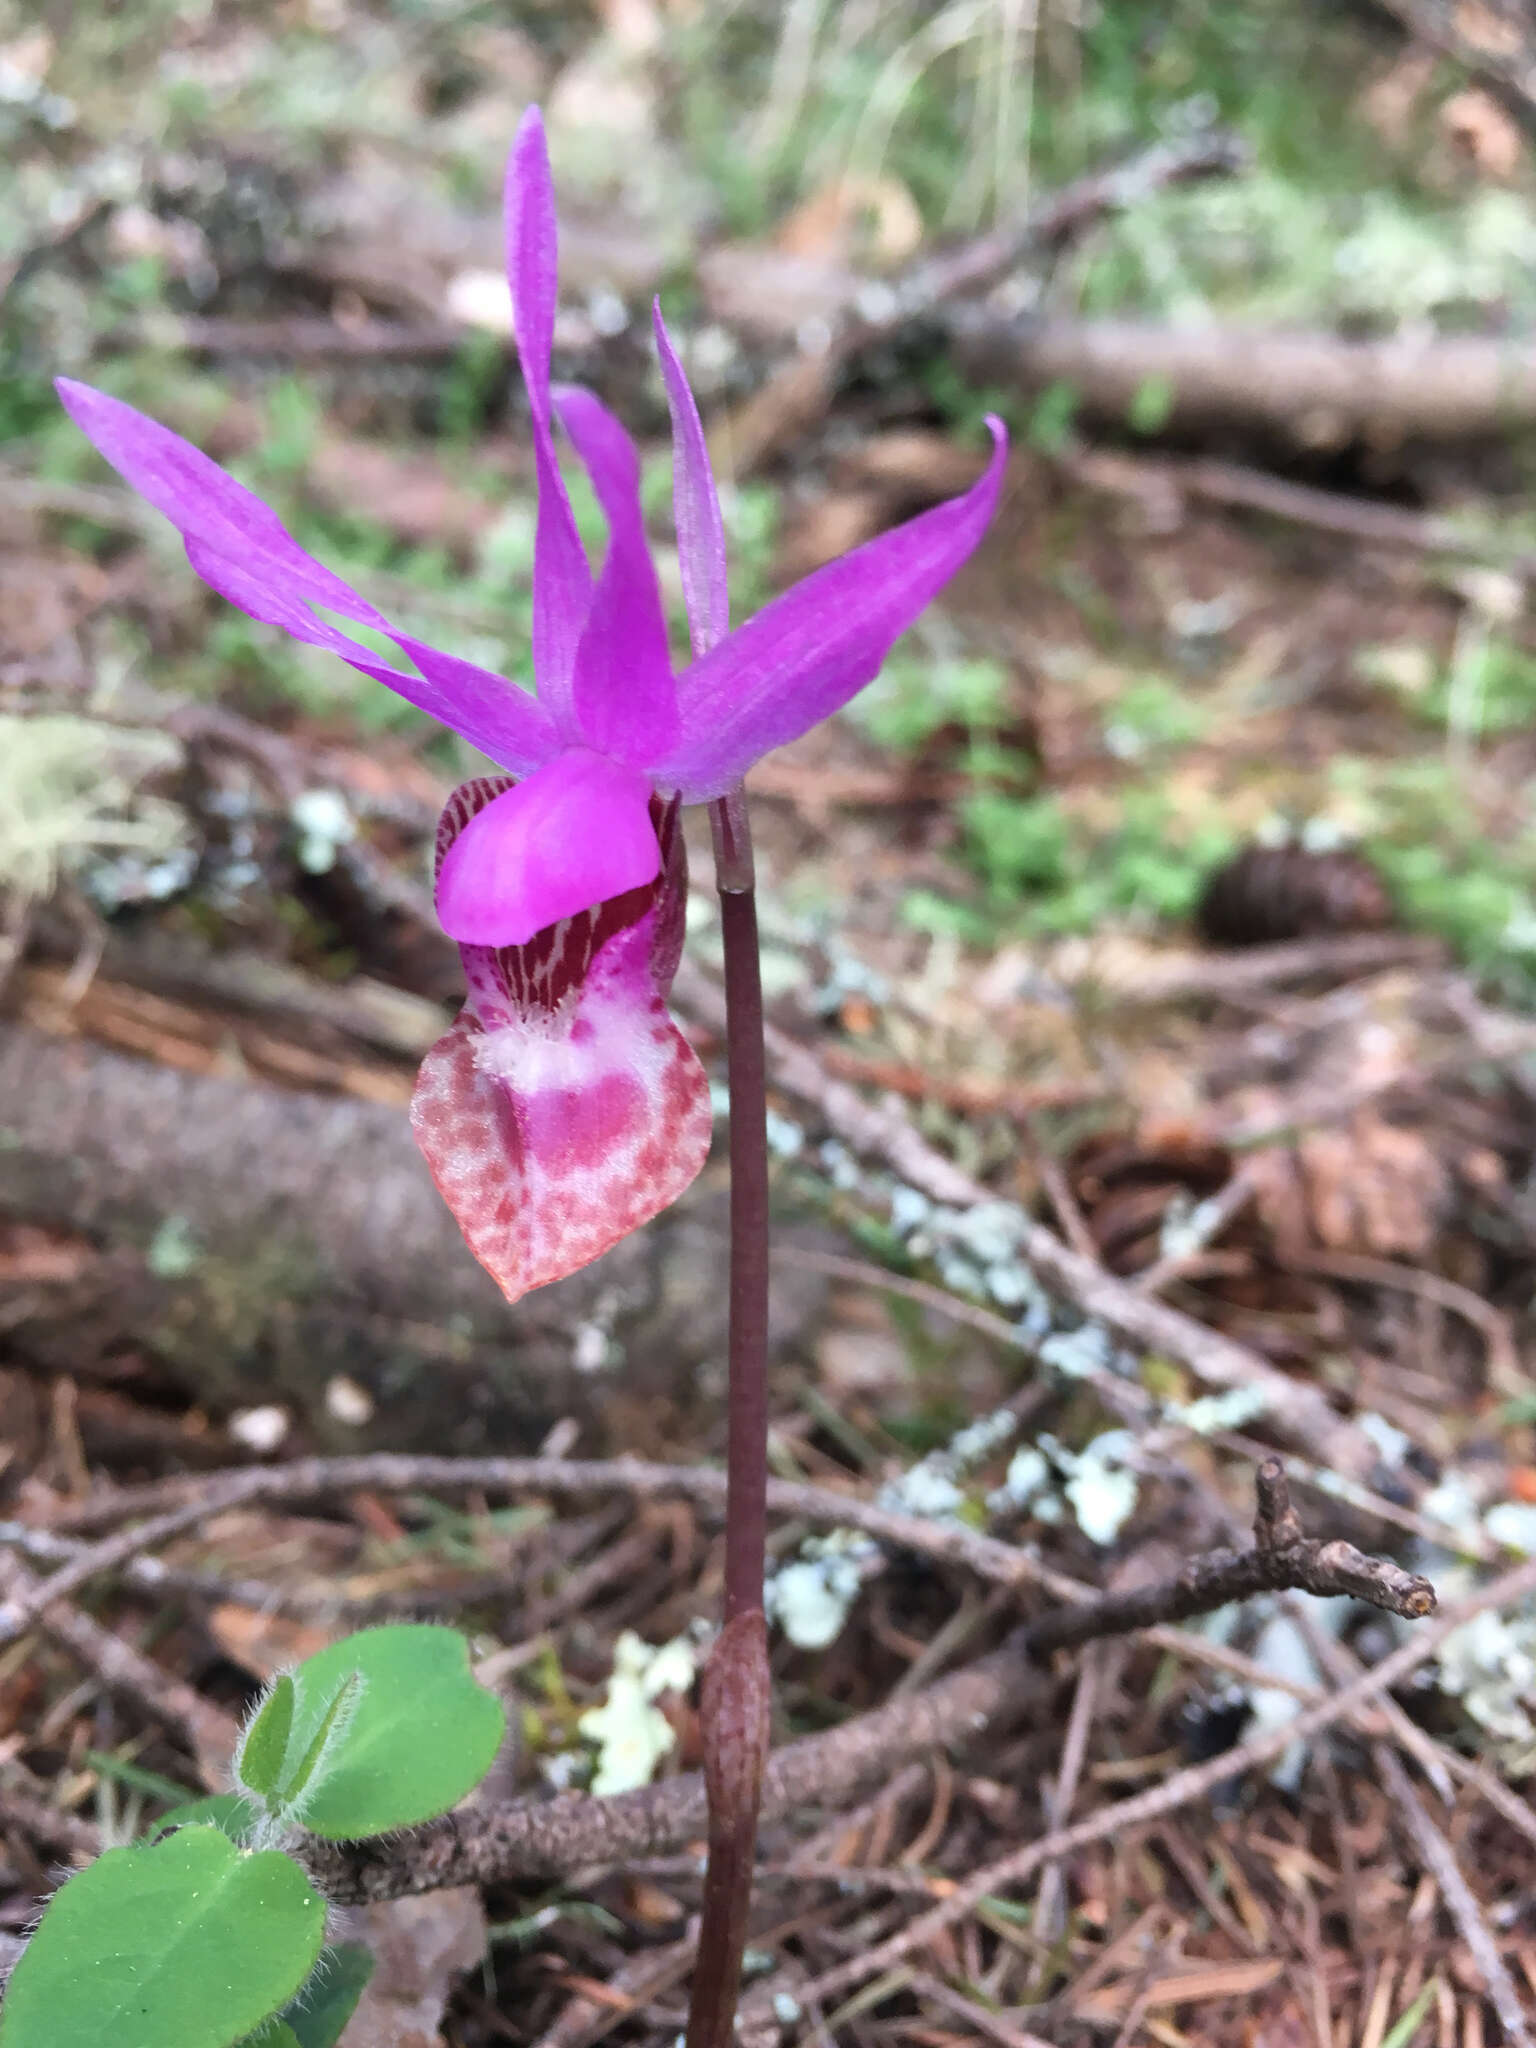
[300,1461,1433,1904]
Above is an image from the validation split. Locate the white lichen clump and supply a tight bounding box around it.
[577,1631,697,1795]
[764,1531,879,1650]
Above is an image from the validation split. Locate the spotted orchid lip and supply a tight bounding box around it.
[413,780,710,1302]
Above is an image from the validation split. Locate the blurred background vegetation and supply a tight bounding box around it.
[5,0,1536,996]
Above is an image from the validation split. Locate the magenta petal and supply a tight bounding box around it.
[659,419,1008,800]
[186,541,560,771]
[506,107,592,729]
[553,385,679,764]
[57,381,560,772]
[435,749,661,947]
[652,303,729,657]
[58,380,387,627]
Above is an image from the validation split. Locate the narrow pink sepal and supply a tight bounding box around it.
[652,303,729,657]
[411,789,711,1303]
[57,379,560,774]
[658,419,1008,800]
[435,748,660,948]
[506,106,592,729]
[553,385,680,764]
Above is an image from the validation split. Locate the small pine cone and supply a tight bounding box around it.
[1196,844,1393,949]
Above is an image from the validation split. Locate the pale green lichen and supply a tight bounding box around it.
[577,1631,698,1796]
[765,1531,878,1651]
[1167,1386,1270,1437]
[0,714,186,903]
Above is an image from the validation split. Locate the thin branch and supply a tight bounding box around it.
[1026,1460,1435,1653]
[736,1555,1536,2031]
[1374,1745,1535,2048]
[39,1454,1064,1598]
[299,1463,1433,1905]
[1030,1643,1100,1949]
[1133,1166,1256,1296]
[0,1555,235,1780]
[0,1495,267,1644]
[1285,1246,1525,1397]
[0,1521,525,1621]
[675,963,1385,1482]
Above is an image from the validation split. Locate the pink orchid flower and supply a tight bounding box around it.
[56,108,1006,1303]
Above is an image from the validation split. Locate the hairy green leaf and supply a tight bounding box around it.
[287,1625,504,1839]
[237,1675,296,1802]
[152,1794,257,1843]
[278,1671,362,1815]
[0,1824,325,2048]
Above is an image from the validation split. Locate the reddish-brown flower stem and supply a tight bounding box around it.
[709,791,769,1625]
[688,791,772,2048]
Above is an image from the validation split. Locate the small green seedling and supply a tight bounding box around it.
[0,1625,504,2048]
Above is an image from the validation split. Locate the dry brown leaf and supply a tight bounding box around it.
[207,1603,336,1680]
[1305,1115,1447,1257]
[1247,1110,1448,1259]
[340,1889,486,2048]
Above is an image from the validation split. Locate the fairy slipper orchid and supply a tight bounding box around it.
[55,107,1006,1302]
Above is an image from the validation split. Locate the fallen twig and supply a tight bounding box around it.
[1067,443,1536,574]
[691,963,1385,1480]
[39,1452,1068,1597]
[1286,1246,1526,1397]
[946,316,1536,448]
[1133,1166,1256,1296]
[0,1554,234,1781]
[735,1554,1536,2032]
[1033,1461,1434,1645]
[0,1494,265,1644]
[815,1045,1104,1122]
[1374,1745,1535,2048]
[721,129,1246,470]
[300,1462,1432,1903]
[0,1521,526,1623]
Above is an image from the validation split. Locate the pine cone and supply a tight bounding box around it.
[1196,845,1392,949]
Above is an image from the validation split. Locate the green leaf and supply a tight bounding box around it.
[152,1794,257,1843]
[237,1675,296,1803]
[0,1824,325,2048]
[287,1625,505,1839]
[277,1944,374,2048]
[244,2030,301,2048]
[278,1671,362,1814]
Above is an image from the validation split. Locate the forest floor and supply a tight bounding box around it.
[6,2,1536,2043]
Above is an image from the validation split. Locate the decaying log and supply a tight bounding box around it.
[0,1025,824,1452]
[946,315,1536,448]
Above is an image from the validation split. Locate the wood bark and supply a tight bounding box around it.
[946,315,1536,447]
[0,1025,824,1452]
